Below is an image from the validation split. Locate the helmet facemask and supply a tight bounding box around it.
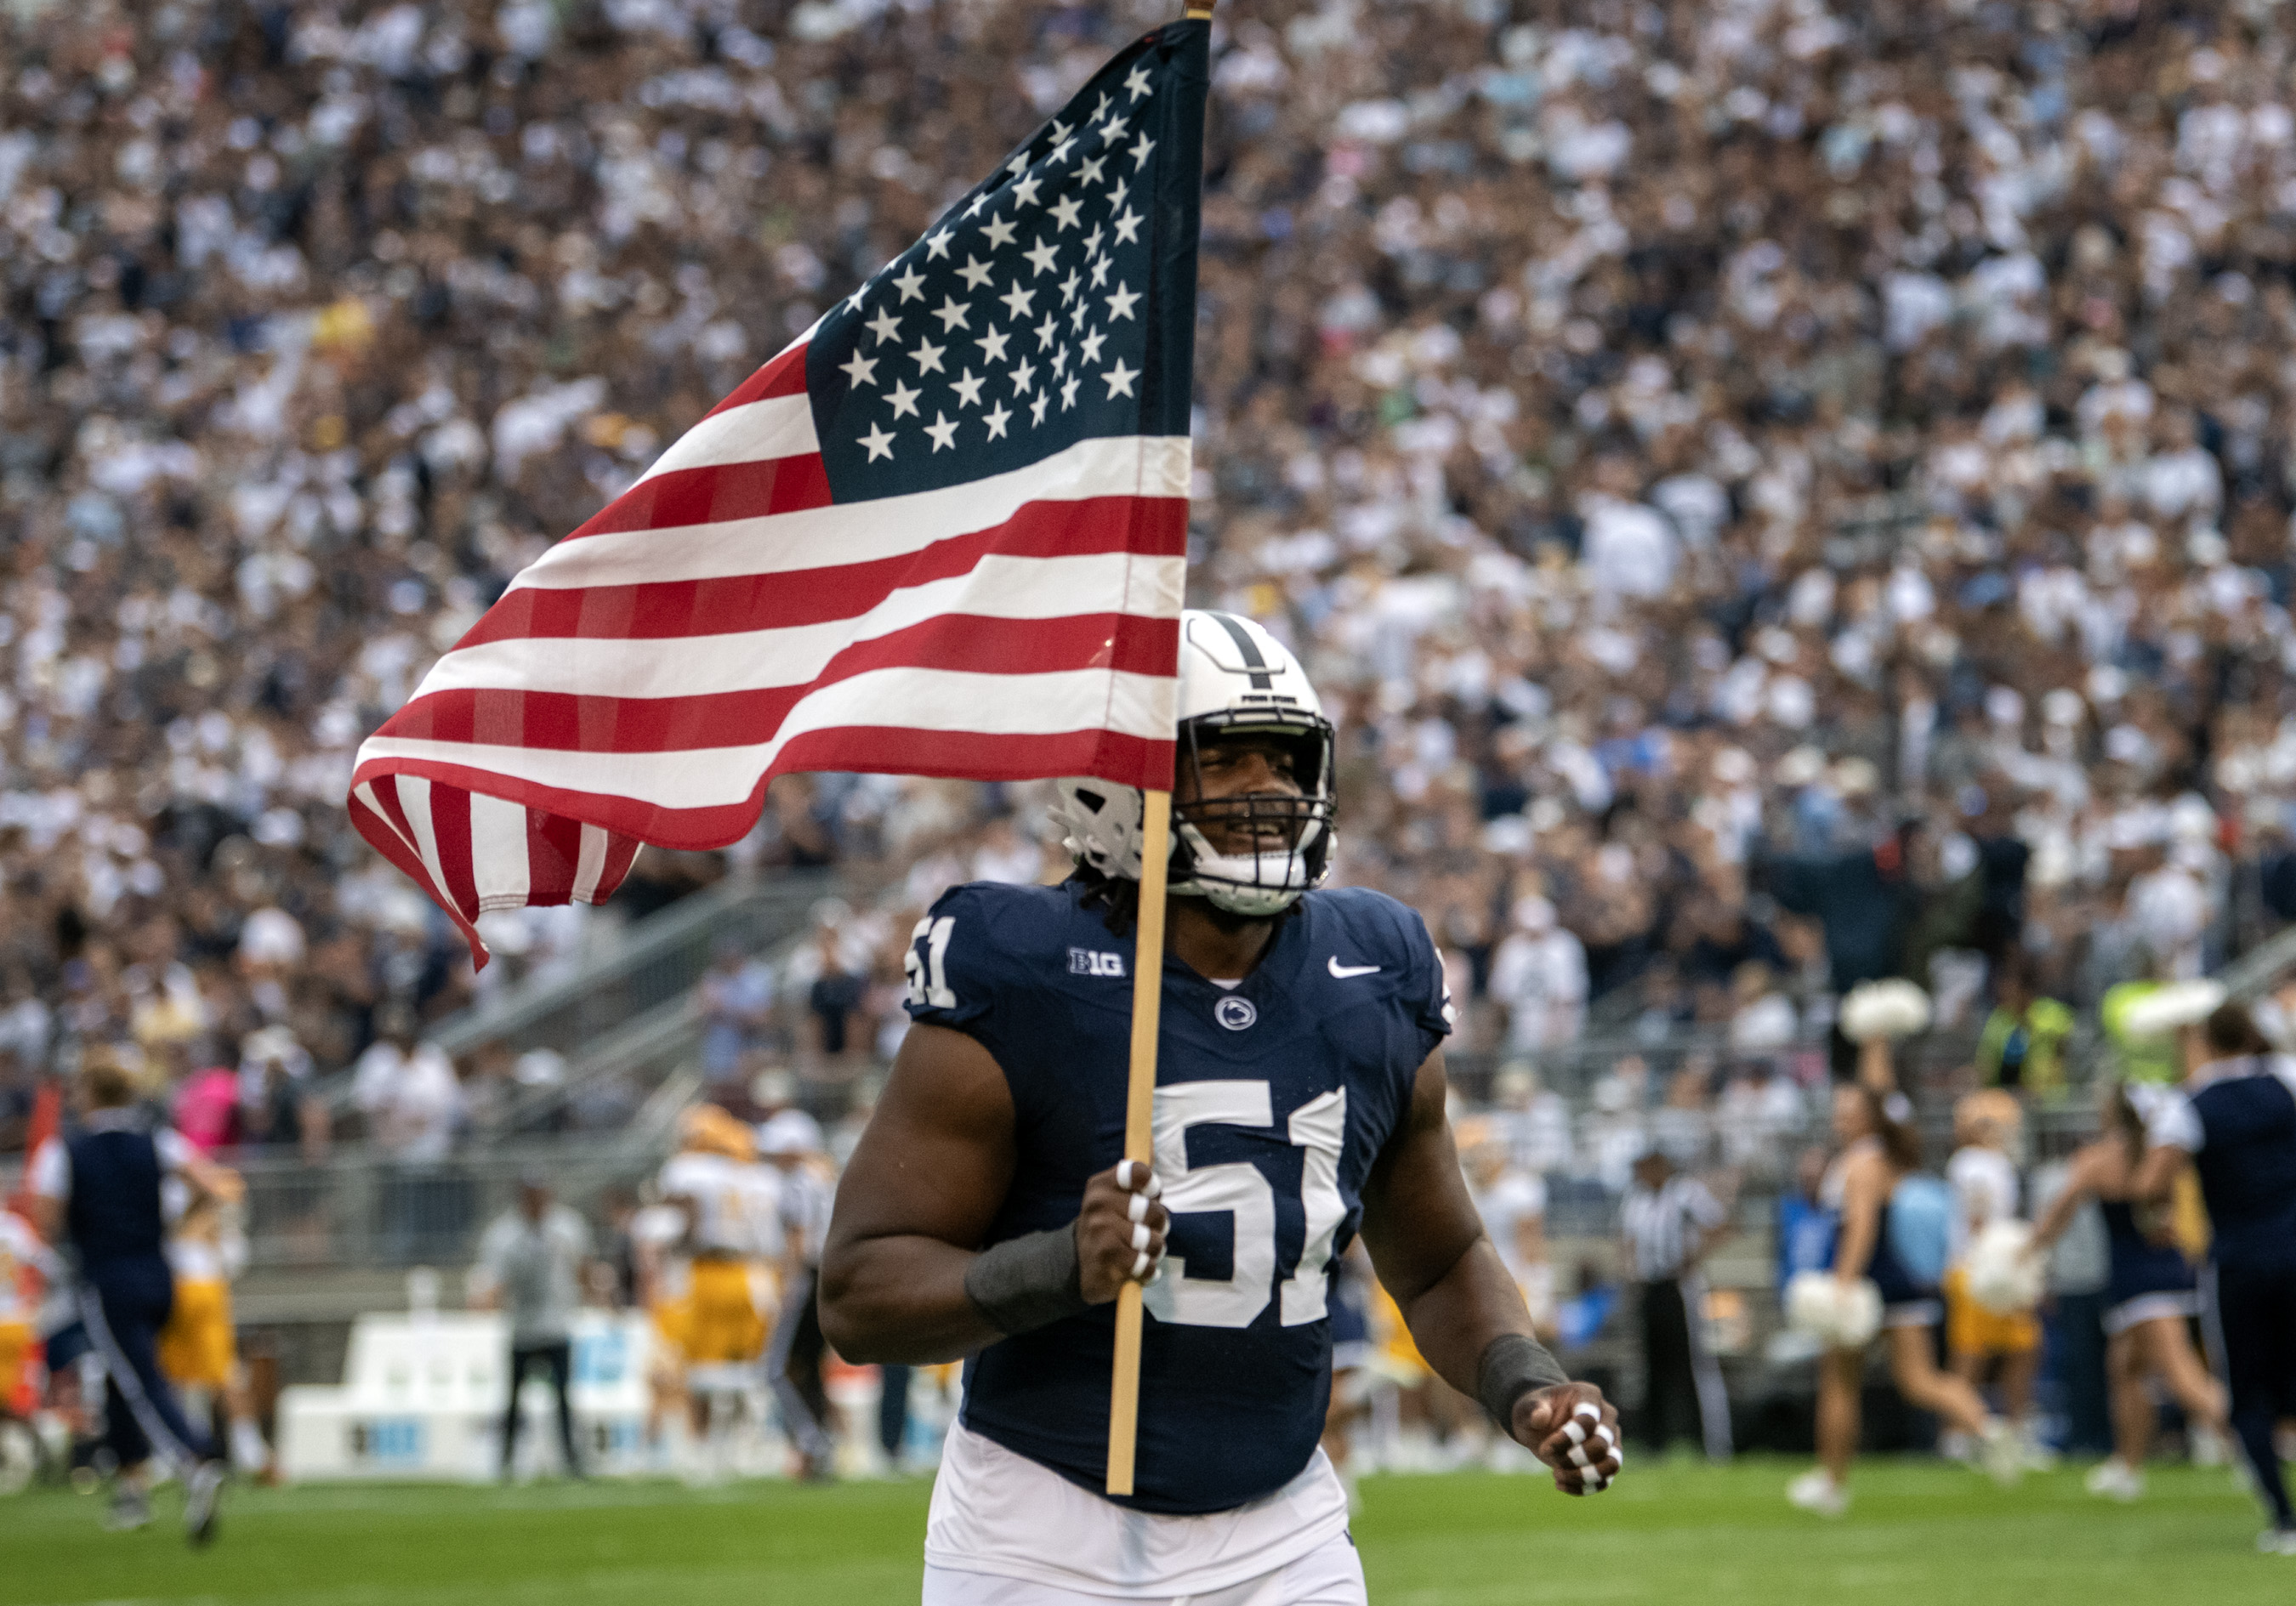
[1168,708,1336,917]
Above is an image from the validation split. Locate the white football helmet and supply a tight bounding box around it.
[1052,610,1336,916]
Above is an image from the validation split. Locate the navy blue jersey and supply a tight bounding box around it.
[64,1127,165,1266]
[2157,1057,2296,1273]
[905,877,1452,1514]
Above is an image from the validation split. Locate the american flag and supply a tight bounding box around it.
[350,23,1209,964]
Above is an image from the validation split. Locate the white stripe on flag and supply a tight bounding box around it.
[423,552,1186,701]
[396,775,454,904]
[468,791,531,907]
[515,435,1191,592]
[631,393,819,485]
[572,824,611,902]
[359,665,1180,808]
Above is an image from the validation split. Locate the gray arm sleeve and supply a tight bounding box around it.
[963,1223,1090,1336]
[1475,1331,1572,1428]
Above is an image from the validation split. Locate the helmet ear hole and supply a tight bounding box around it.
[1075,788,1105,814]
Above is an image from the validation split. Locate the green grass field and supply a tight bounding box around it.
[4,1460,2287,1606]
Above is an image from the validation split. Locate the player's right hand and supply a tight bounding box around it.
[1076,1160,1169,1303]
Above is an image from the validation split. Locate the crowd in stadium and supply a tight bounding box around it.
[9,0,2296,1155]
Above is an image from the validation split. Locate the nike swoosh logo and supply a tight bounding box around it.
[1328,958,1381,979]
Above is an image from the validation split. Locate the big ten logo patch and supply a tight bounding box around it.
[1068,947,1127,979]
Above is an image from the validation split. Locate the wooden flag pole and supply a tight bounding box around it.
[1104,786,1173,1495]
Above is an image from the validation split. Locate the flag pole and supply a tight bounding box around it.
[1105,786,1172,1495]
[1105,0,1211,1503]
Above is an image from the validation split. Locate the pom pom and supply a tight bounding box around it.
[1965,1221,2045,1315]
[1840,979,1933,1043]
[1786,1271,1884,1348]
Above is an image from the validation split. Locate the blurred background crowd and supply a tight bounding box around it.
[5,0,2296,1178]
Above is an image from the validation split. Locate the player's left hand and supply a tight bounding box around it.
[1512,1383,1621,1496]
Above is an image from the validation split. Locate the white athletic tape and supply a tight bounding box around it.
[1131,1250,1153,1279]
[1567,1444,1590,1469]
[1117,1161,1138,1190]
[1131,1222,1151,1252]
[1562,1419,1587,1446]
[1585,1471,1609,1494]
[1573,1402,1602,1423]
[1128,1192,1150,1223]
[1594,1425,1617,1453]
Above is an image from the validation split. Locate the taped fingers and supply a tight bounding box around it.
[1115,1161,1162,1200]
[1130,1250,1153,1280]
[1128,1192,1151,1223]
[1131,1223,1151,1253]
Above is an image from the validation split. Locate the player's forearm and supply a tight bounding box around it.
[1395,1234,1547,1399]
[816,1234,1004,1363]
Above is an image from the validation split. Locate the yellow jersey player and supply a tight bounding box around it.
[659,1105,776,1472]
[157,1195,271,1480]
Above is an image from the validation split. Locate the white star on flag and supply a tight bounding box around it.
[1101,358,1139,399]
[925,412,959,452]
[858,422,895,461]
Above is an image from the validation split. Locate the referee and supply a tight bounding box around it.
[28,1053,239,1543]
[1620,1144,1734,1460]
[2136,1001,2296,1554]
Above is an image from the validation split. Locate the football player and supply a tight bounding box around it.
[658,1106,774,1475]
[821,611,1620,1606]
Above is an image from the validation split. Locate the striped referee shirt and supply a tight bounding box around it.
[1622,1175,1727,1282]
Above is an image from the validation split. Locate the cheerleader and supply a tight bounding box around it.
[1788,1077,2020,1517]
[2027,1081,2226,1500]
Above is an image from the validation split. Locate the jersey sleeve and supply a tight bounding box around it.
[27,1138,66,1201]
[1388,900,1456,1054]
[1685,1178,1728,1230]
[2146,1089,2204,1154]
[901,883,1049,1051]
[154,1129,196,1174]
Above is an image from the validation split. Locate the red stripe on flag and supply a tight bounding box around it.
[594,833,644,902]
[387,611,1179,754]
[429,782,479,917]
[567,452,833,541]
[708,343,810,415]
[526,810,580,904]
[457,496,1186,647]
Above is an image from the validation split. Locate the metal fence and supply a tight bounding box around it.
[238,1140,668,1274]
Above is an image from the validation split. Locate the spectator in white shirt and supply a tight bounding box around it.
[1487,897,1588,1053]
